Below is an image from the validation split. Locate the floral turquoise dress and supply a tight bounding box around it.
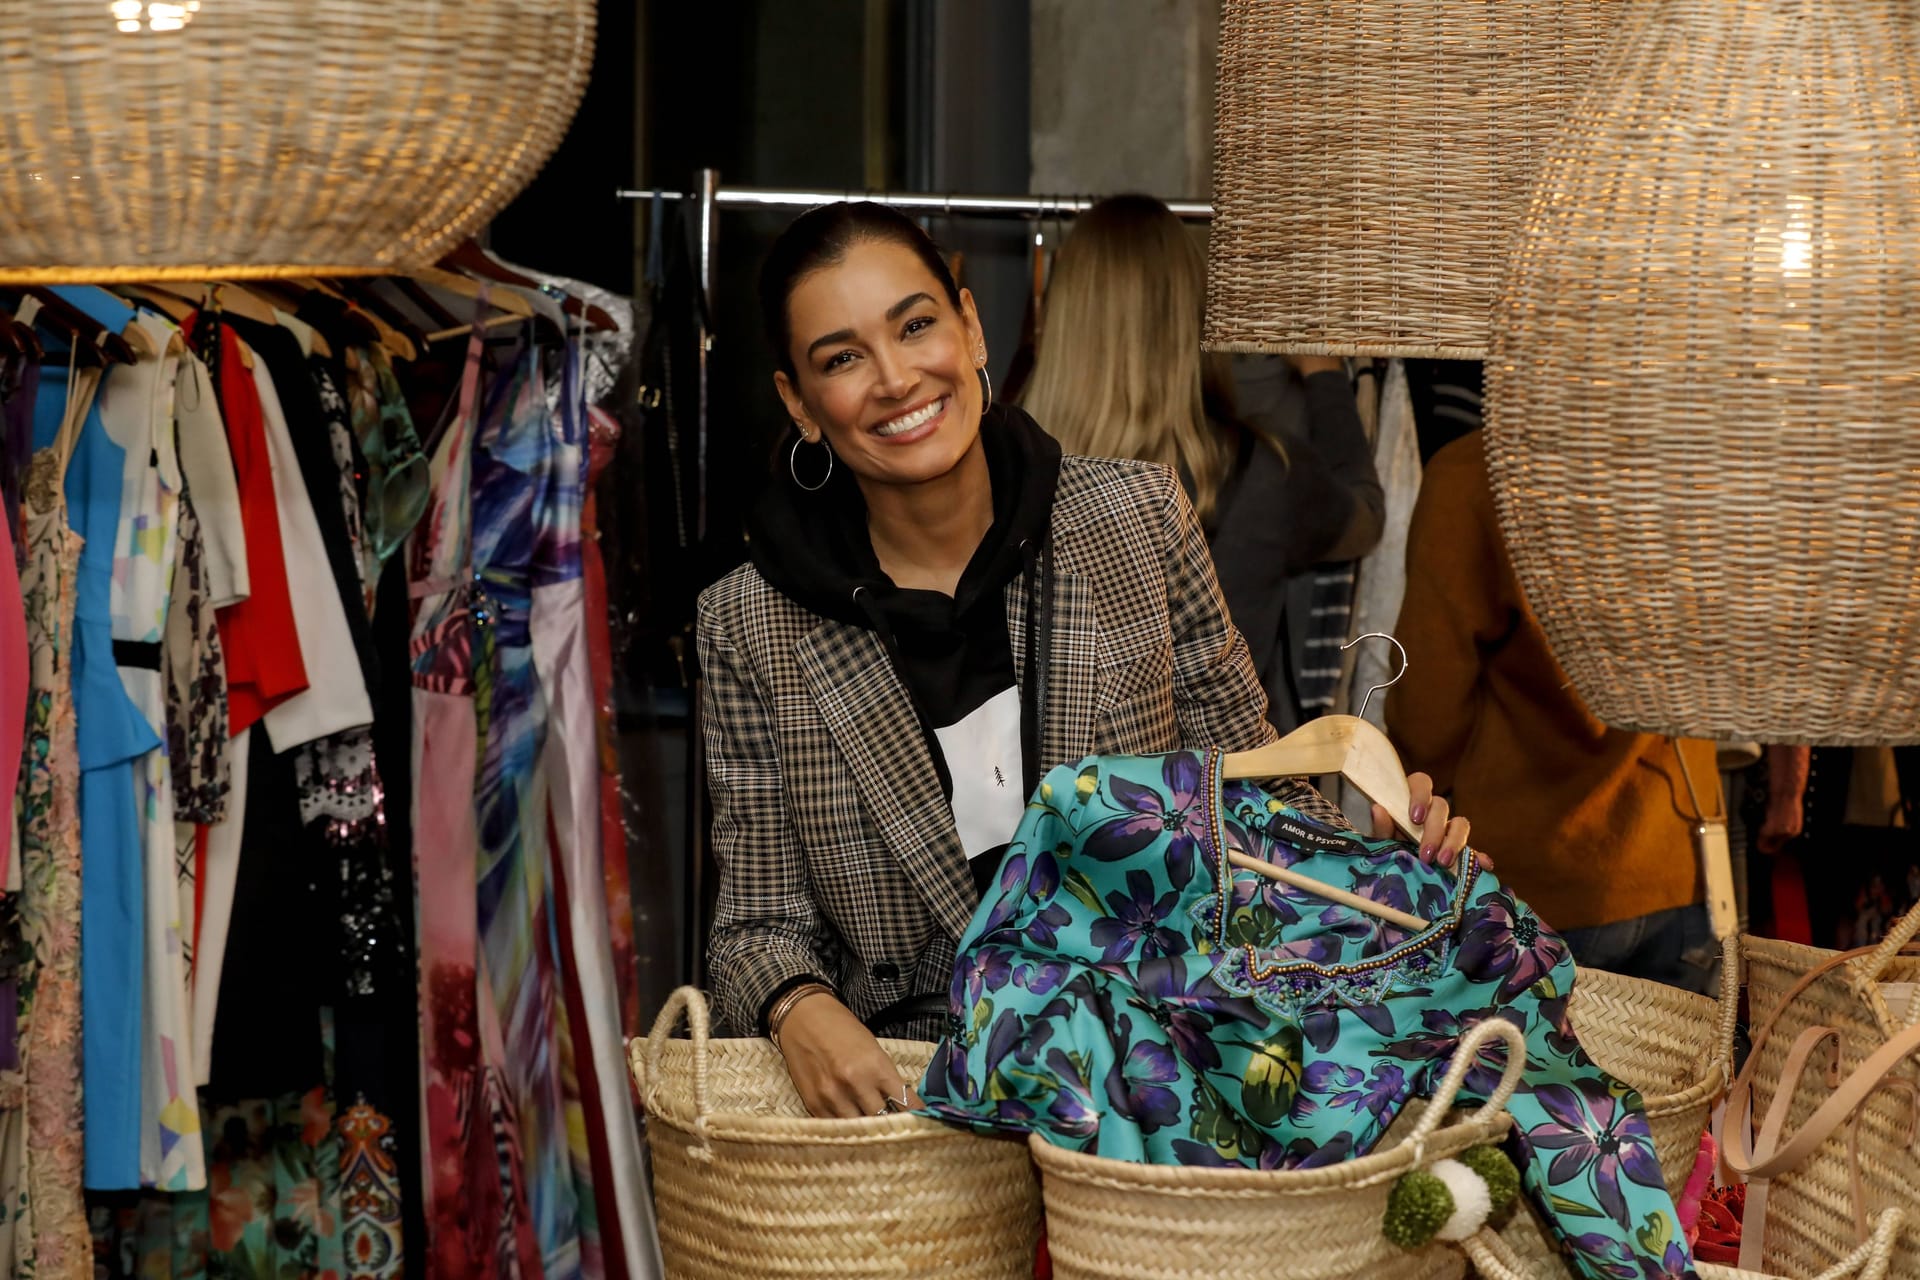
[919,751,1697,1280]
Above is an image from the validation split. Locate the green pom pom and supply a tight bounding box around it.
[1459,1145,1522,1214]
[1383,1169,1455,1249]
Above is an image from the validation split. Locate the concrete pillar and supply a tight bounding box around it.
[1029,0,1218,198]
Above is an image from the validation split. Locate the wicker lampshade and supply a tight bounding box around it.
[1485,0,1920,745]
[0,0,594,283]
[1204,0,1618,358]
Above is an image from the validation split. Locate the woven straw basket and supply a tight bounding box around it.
[0,0,593,282]
[1034,1018,1543,1280]
[1204,0,1619,358]
[1484,0,1920,743]
[627,987,1042,1279]
[1500,942,1741,1276]
[1694,1210,1906,1280]
[1729,905,1920,1277]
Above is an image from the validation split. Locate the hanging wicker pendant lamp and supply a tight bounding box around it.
[1485,0,1920,746]
[0,0,594,283]
[1204,0,1619,358]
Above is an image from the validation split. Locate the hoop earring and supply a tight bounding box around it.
[789,432,833,492]
[977,364,993,413]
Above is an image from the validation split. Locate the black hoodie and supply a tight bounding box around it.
[748,403,1063,891]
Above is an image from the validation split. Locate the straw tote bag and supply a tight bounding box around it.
[1500,941,1741,1276]
[1031,1018,1551,1280]
[1718,901,1920,1278]
[628,987,1042,1279]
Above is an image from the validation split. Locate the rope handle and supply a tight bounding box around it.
[637,986,714,1141]
[1803,1207,1906,1280]
[1405,1016,1529,1162]
[1459,1224,1537,1280]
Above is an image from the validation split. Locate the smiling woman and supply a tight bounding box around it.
[696,201,1472,1120]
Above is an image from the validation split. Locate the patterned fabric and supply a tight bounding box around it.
[102,316,204,1195]
[337,1101,404,1280]
[312,360,369,608]
[348,345,428,612]
[581,406,637,1038]
[470,346,586,1279]
[698,455,1334,1037]
[165,488,230,824]
[920,751,1696,1280]
[411,320,545,1280]
[11,445,91,1278]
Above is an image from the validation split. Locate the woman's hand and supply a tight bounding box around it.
[1372,772,1484,870]
[776,992,924,1119]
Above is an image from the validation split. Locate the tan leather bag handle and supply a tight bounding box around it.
[1722,940,1920,1270]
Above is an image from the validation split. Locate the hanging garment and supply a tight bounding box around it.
[0,458,24,890]
[188,733,246,1086]
[29,345,156,1191]
[348,343,429,609]
[469,340,585,1280]
[230,318,373,752]
[166,352,242,827]
[921,751,1696,1280]
[184,313,307,738]
[1341,359,1420,826]
[2,358,39,555]
[581,404,637,1040]
[531,340,656,1280]
[8,380,93,1278]
[95,307,204,1194]
[410,318,544,1280]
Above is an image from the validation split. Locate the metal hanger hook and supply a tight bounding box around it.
[1340,631,1408,722]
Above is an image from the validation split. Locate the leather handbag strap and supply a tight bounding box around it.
[1724,942,1920,1270]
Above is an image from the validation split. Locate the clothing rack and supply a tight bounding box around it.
[617,170,1213,992]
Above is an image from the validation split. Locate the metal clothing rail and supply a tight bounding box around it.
[622,169,1211,991]
[617,181,1215,222]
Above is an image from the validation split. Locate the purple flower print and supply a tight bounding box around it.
[1087,753,1210,888]
[1526,1076,1667,1227]
[1015,958,1071,997]
[1325,1061,1409,1121]
[1378,1007,1525,1099]
[963,947,1015,1004]
[1299,993,1397,1054]
[1024,902,1073,949]
[1563,1234,1640,1280]
[1043,1047,1101,1139]
[1318,871,1416,957]
[1457,887,1569,1002]
[1088,869,1184,964]
[1103,1015,1182,1134]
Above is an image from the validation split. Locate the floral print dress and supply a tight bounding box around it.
[920,751,1697,1280]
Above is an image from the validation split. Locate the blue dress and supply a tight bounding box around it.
[920,750,1698,1280]
[33,349,156,1191]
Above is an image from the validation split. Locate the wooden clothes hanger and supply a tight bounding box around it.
[438,239,619,333]
[1221,633,1434,932]
[292,277,422,363]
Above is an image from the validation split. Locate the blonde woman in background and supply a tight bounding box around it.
[1022,195,1384,728]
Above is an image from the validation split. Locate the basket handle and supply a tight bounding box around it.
[639,986,714,1127]
[1458,1224,1537,1280]
[1848,900,1920,1032]
[1404,1016,1529,1163]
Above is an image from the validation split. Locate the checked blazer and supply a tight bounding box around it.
[696,455,1339,1036]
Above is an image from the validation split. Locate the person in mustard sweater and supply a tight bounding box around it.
[1386,429,1720,992]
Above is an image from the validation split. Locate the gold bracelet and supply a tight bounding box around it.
[766,982,833,1052]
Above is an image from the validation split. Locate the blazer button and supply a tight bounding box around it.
[872,963,900,981]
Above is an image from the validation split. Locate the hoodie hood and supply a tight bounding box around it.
[748,401,1063,631]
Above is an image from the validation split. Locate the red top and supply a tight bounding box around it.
[186,314,307,736]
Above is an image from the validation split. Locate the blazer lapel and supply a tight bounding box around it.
[794,619,977,939]
[1006,549,1100,772]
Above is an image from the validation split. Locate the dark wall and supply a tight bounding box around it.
[489,0,640,293]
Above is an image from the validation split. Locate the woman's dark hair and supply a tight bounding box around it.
[759,201,963,376]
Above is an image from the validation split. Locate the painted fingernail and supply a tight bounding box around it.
[1420,843,1436,860]
[1411,804,1428,824]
